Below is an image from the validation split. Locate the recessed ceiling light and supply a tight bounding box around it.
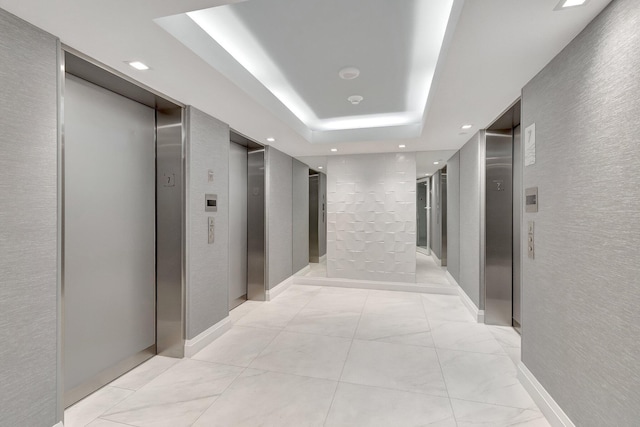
[399,144,406,148]
[331,148,338,152]
[461,124,473,130]
[425,173,430,176]
[555,0,588,9]
[318,166,323,169]
[339,67,360,80]
[128,61,149,71]
[266,137,275,142]
[347,95,364,105]
[434,161,439,165]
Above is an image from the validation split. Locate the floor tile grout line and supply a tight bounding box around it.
[95,417,139,427]
[420,290,459,426]
[187,365,250,427]
[336,379,451,400]
[65,386,134,427]
[322,288,370,427]
[448,395,546,412]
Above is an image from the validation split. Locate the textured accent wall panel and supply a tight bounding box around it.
[186,107,230,339]
[292,159,309,273]
[327,153,417,283]
[459,133,482,307]
[266,146,293,288]
[447,152,461,283]
[0,9,58,426]
[521,0,640,424]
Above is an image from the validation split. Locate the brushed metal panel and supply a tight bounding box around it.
[484,131,513,326]
[64,75,156,400]
[266,146,293,288]
[417,182,428,247]
[309,174,320,262]
[430,171,442,259]
[247,150,266,300]
[185,107,230,339]
[0,8,58,426]
[521,0,640,424]
[447,152,461,283]
[318,173,327,257]
[292,159,310,272]
[157,107,185,356]
[441,170,448,266]
[229,142,248,307]
[512,125,522,328]
[64,345,154,408]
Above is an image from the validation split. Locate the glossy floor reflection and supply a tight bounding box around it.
[305,251,454,288]
[65,285,547,426]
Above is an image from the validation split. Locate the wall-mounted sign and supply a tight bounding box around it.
[525,123,536,166]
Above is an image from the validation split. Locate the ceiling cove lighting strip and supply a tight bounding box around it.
[187,0,454,132]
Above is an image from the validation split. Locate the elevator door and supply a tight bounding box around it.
[64,75,156,406]
[512,125,522,329]
[229,142,248,309]
[484,131,514,325]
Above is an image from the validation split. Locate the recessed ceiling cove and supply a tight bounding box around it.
[156,0,456,143]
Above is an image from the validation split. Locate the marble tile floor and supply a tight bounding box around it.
[65,285,547,427]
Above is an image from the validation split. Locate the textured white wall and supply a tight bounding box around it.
[327,153,416,283]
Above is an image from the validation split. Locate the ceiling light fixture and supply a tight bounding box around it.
[128,61,149,71]
[461,124,473,130]
[339,67,360,80]
[347,95,364,105]
[331,148,338,152]
[318,166,323,169]
[266,137,275,142]
[399,144,406,148]
[434,161,440,165]
[555,0,588,9]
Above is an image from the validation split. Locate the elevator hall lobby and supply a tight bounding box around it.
[1,0,638,427]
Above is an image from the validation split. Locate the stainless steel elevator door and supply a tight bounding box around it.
[64,75,156,406]
[229,142,248,309]
[247,150,266,301]
[485,131,514,326]
[417,182,428,247]
[512,125,522,329]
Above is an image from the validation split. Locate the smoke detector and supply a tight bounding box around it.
[347,95,364,105]
[339,67,360,80]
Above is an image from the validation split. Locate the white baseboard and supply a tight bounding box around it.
[416,247,430,256]
[518,363,575,427]
[445,271,484,323]
[293,264,311,277]
[266,276,295,301]
[53,422,64,427]
[430,251,441,266]
[184,317,231,358]
[293,276,457,296]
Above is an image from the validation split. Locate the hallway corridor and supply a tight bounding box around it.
[64,284,547,427]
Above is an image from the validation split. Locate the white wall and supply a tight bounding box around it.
[327,153,416,283]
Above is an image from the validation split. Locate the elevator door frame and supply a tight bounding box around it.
[59,48,186,412]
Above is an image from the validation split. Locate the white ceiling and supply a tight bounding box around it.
[0,0,612,168]
[156,0,455,144]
